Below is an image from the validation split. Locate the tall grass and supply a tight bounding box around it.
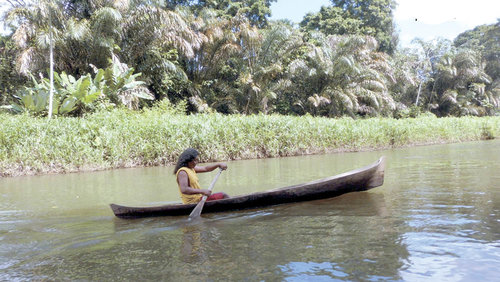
[1,107,499,177]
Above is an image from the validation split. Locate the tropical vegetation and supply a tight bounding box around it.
[1,105,498,177]
[0,0,497,118]
[0,0,499,176]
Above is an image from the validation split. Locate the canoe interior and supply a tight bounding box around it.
[110,156,386,218]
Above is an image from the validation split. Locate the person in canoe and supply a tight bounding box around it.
[174,148,230,204]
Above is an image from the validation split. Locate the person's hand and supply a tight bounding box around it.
[218,163,228,170]
[201,189,212,196]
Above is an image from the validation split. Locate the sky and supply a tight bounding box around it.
[1,0,499,48]
[270,0,500,47]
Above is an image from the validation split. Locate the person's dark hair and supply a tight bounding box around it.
[174,148,199,174]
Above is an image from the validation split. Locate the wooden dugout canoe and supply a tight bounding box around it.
[110,156,386,218]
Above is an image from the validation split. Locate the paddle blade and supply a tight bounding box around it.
[188,198,207,219]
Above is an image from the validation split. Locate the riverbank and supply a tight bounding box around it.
[1,107,499,177]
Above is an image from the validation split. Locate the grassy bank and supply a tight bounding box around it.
[1,107,499,177]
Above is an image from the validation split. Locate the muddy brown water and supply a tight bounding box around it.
[1,140,499,280]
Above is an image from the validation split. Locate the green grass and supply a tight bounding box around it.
[1,108,499,177]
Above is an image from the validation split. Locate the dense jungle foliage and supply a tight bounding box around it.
[0,0,499,118]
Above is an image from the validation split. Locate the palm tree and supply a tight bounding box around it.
[306,93,331,115]
[432,48,498,116]
[120,5,206,101]
[238,20,304,114]
[180,13,304,114]
[0,35,25,106]
[178,7,240,110]
[407,38,453,108]
[389,49,419,109]
[6,0,61,75]
[192,12,263,114]
[6,0,66,117]
[287,33,396,117]
[6,0,132,116]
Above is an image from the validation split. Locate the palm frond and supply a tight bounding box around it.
[307,94,331,108]
[441,90,458,105]
[65,18,90,41]
[16,47,38,75]
[361,79,386,92]
[91,7,122,39]
[288,59,308,76]
[358,89,380,110]
[12,22,30,48]
[189,95,211,113]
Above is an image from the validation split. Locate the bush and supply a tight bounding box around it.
[0,111,498,177]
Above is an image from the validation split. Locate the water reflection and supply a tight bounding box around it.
[1,140,499,280]
[44,192,405,281]
[386,141,500,280]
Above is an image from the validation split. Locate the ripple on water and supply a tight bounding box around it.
[279,261,349,281]
[401,230,500,281]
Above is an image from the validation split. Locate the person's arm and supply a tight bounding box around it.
[177,171,211,196]
[194,162,227,173]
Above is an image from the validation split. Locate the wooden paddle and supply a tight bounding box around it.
[188,168,223,219]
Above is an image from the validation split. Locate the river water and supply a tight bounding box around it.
[1,140,499,281]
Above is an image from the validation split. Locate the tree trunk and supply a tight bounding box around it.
[415,81,422,106]
[47,13,55,119]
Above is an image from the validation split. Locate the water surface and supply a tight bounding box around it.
[1,140,499,281]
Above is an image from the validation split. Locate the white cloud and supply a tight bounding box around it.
[395,0,499,28]
[394,0,499,47]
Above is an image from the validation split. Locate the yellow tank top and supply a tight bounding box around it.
[176,167,203,204]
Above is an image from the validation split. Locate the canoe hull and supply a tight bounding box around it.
[110,157,386,218]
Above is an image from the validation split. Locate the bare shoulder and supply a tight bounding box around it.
[177,170,188,180]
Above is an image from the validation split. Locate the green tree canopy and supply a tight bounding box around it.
[163,0,277,28]
[454,20,500,81]
[0,34,25,106]
[430,48,498,116]
[300,0,398,54]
